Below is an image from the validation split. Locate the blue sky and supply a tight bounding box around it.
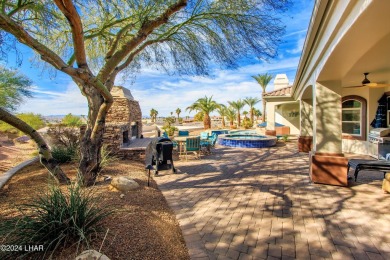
[3,0,314,117]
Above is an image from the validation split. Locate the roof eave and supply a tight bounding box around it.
[292,0,330,99]
[263,96,295,102]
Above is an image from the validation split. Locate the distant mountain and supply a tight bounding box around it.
[43,115,86,123]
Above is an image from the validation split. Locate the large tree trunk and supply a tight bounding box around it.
[237,112,241,127]
[77,86,109,186]
[79,128,103,186]
[203,113,211,129]
[222,117,226,128]
[0,107,70,184]
[250,108,254,125]
[229,120,234,129]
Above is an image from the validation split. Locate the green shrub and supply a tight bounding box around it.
[242,118,253,129]
[51,145,77,163]
[0,113,45,136]
[194,111,204,122]
[0,184,111,259]
[282,135,289,142]
[98,144,119,173]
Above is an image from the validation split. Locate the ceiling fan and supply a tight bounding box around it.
[345,72,390,88]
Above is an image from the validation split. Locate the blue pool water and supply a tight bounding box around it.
[218,134,276,148]
[228,130,257,135]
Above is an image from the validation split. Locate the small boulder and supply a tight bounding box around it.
[75,249,110,260]
[110,176,140,192]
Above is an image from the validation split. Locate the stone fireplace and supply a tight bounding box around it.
[131,122,138,140]
[103,86,142,152]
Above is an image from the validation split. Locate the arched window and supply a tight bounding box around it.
[342,95,367,140]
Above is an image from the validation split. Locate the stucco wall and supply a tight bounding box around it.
[275,102,300,135]
[266,101,300,135]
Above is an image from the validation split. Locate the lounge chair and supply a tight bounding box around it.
[347,159,390,181]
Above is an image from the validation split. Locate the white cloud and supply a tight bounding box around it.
[15,56,300,117]
[18,82,88,116]
[286,36,306,54]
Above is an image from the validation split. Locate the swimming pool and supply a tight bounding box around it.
[217,134,277,148]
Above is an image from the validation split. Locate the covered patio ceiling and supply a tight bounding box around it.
[317,0,390,87]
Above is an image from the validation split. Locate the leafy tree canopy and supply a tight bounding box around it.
[61,113,83,127]
[0,0,291,78]
[193,111,204,122]
[0,65,32,111]
[0,112,45,135]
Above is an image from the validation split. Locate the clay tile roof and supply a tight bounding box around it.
[263,86,292,97]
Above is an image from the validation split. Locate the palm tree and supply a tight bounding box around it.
[225,107,236,129]
[243,111,248,119]
[253,108,262,123]
[228,99,246,127]
[186,96,219,129]
[252,73,273,122]
[175,108,181,122]
[150,108,158,123]
[216,104,227,128]
[244,97,261,124]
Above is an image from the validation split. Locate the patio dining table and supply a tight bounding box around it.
[174,135,209,156]
[174,136,194,155]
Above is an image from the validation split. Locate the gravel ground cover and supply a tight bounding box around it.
[0,160,189,260]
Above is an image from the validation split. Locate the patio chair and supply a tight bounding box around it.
[200,132,209,140]
[178,130,189,136]
[183,136,201,161]
[209,133,218,148]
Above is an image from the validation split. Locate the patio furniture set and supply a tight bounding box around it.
[163,130,218,161]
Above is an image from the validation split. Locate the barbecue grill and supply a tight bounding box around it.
[145,137,176,175]
[368,128,390,160]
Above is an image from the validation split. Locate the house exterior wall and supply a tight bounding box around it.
[275,102,300,135]
[340,87,386,155]
[265,101,300,135]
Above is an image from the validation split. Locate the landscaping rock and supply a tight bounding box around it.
[75,249,110,260]
[110,176,139,192]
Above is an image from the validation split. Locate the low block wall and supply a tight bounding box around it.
[276,126,290,135]
[116,148,146,161]
[309,152,348,186]
[298,136,313,153]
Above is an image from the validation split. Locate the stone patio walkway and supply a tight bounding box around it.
[154,142,390,260]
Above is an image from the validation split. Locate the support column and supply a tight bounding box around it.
[299,99,313,152]
[310,82,348,186]
[314,83,342,153]
[265,102,276,136]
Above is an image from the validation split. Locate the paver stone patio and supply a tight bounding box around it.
[154,142,390,260]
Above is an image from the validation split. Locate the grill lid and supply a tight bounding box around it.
[369,128,390,137]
